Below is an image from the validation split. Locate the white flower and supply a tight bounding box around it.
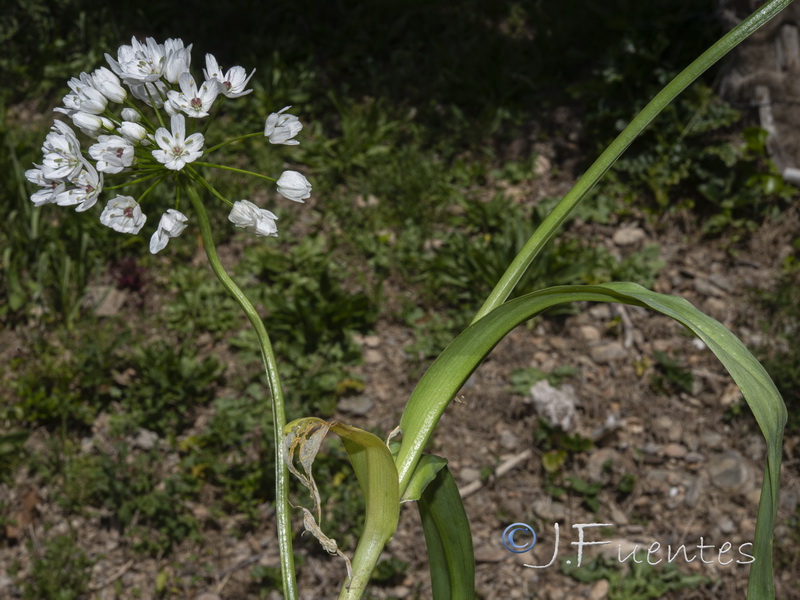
[91,67,127,103]
[41,120,83,179]
[150,209,189,253]
[25,165,66,206]
[276,170,312,203]
[55,159,103,212]
[88,135,135,174]
[228,200,278,237]
[167,73,220,118]
[203,54,254,98]
[129,80,170,108]
[105,36,166,83]
[264,106,302,145]
[54,73,108,116]
[163,38,193,84]
[118,121,148,144]
[100,196,146,233]
[70,111,114,138]
[120,108,141,122]
[151,114,204,170]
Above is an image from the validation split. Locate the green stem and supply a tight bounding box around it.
[473,0,794,323]
[193,161,277,182]
[185,185,298,600]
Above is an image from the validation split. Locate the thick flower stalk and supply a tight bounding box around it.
[25,35,309,600]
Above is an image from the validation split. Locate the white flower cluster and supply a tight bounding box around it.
[26,36,312,253]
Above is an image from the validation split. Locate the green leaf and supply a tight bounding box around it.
[396,283,785,600]
[417,463,475,600]
[401,454,448,503]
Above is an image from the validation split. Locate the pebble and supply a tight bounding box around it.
[653,415,682,442]
[684,475,705,508]
[577,325,602,342]
[459,467,481,484]
[337,395,374,416]
[194,594,221,600]
[707,450,752,491]
[718,516,736,534]
[701,431,724,449]
[589,342,627,364]
[590,579,610,600]
[664,443,687,458]
[363,349,382,364]
[361,335,381,348]
[684,452,706,463]
[499,429,519,451]
[612,226,646,246]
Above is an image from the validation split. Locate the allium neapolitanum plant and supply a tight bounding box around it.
[25,1,790,598]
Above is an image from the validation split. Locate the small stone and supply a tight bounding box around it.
[363,349,382,364]
[532,498,566,521]
[612,226,646,246]
[589,579,610,600]
[459,467,481,483]
[707,450,752,491]
[362,335,381,348]
[337,396,374,416]
[653,415,682,442]
[701,431,724,449]
[718,516,736,534]
[499,429,519,451]
[685,475,705,508]
[588,304,611,319]
[194,594,222,600]
[640,442,661,455]
[694,278,724,297]
[475,546,507,563]
[664,443,687,458]
[577,325,602,343]
[590,342,627,364]
[684,452,706,463]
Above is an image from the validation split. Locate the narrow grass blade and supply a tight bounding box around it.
[396,282,785,600]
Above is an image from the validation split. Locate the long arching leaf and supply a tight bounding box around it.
[395,282,786,600]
